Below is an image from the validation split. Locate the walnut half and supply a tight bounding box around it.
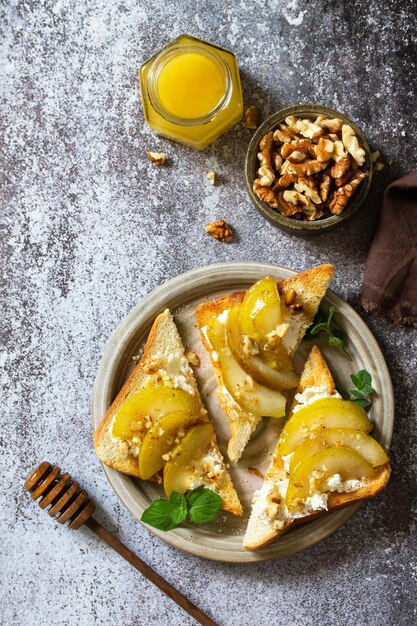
[205,220,233,242]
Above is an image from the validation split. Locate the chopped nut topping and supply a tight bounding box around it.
[248,467,264,478]
[147,151,166,166]
[283,288,297,306]
[185,351,200,366]
[370,150,380,163]
[241,335,260,356]
[374,162,384,172]
[243,105,259,129]
[207,171,216,185]
[118,441,129,458]
[205,219,233,242]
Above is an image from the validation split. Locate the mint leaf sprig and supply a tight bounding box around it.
[348,369,375,409]
[141,487,223,531]
[306,306,352,361]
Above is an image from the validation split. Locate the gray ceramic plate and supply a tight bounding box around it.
[92,263,393,563]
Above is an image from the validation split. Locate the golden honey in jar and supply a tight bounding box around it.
[139,35,243,149]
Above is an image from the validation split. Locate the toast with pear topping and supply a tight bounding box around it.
[243,345,390,550]
[195,264,335,462]
[93,308,243,516]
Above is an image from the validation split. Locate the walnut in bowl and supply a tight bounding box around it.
[245,105,372,235]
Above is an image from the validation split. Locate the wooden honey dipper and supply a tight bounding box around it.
[24,461,218,626]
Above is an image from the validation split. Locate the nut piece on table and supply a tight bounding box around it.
[243,105,260,129]
[207,171,216,185]
[205,219,233,242]
[342,125,365,166]
[147,151,166,166]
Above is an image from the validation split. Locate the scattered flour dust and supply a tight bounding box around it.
[281,0,305,26]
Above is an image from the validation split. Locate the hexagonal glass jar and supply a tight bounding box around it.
[139,35,243,150]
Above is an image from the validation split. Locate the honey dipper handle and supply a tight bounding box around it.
[85,517,218,626]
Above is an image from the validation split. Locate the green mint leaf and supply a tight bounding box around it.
[169,492,187,525]
[351,396,372,409]
[350,370,374,393]
[328,334,352,361]
[361,384,376,395]
[141,499,177,531]
[305,309,327,338]
[326,306,335,330]
[186,487,223,524]
[349,388,365,400]
[309,322,328,336]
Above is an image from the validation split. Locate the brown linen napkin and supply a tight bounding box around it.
[360,170,417,328]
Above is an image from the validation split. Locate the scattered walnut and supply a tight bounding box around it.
[243,105,259,129]
[370,150,380,162]
[205,219,233,242]
[342,124,365,166]
[374,162,385,172]
[185,351,200,366]
[147,151,166,166]
[207,171,216,185]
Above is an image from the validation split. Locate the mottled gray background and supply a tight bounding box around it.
[1,0,417,625]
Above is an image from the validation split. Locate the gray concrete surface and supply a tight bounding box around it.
[1,1,416,625]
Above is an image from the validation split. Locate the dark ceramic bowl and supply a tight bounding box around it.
[245,104,372,236]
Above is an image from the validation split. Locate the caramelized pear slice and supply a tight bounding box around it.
[240,276,282,340]
[226,306,298,389]
[289,428,389,475]
[163,423,214,497]
[112,386,197,439]
[207,316,286,418]
[138,411,201,480]
[277,398,372,455]
[286,447,376,511]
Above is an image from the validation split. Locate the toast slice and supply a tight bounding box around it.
[243,346,390,550]
[195,264,335,462]
[93,309,242,516]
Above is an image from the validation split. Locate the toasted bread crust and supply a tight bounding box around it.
[195,265,335,462]
[243,345,391,550]
[93,309,243,516]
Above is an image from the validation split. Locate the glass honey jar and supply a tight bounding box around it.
[139,35,243,150]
